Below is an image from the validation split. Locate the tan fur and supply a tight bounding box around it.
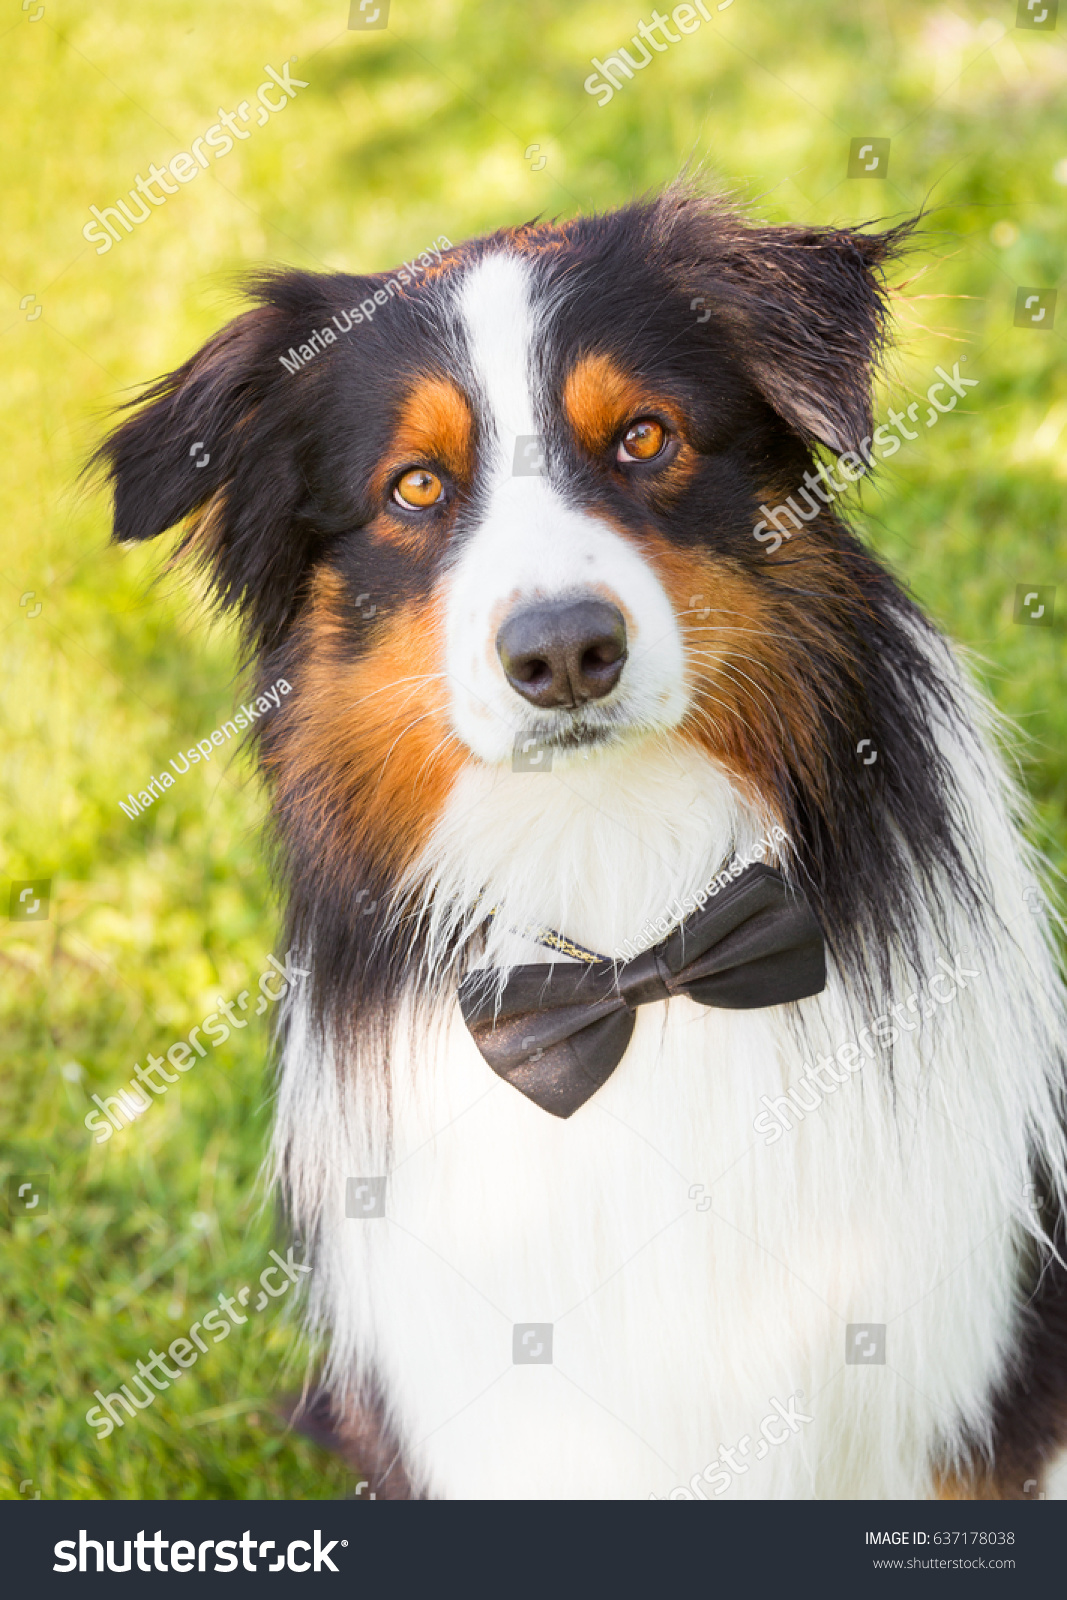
[561,353,697,494]
[267,567,464,878]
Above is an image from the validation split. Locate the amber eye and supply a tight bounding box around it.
[393,467,444,509]
[617,418,667,463]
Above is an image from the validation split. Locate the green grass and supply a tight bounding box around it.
[2,0,1065,1499]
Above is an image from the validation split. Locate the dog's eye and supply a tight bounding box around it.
[617,419,667,463]
[393,468,444,509]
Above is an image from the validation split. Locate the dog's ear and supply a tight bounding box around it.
[661,192,915,457]
[93,272,349,652]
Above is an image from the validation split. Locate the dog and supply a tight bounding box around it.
[97,183,1067,1500]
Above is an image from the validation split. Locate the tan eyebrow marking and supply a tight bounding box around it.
[562,352,651,454]
[372,374,475,502]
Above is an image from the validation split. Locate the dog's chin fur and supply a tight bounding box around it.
[404,736,761,981]
[272,638,1067,1500]
[98,184,1067,1499]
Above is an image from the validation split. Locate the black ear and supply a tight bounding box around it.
[92,272,352,652]
[659,189,917,457]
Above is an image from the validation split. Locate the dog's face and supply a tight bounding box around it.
[103,188,945,996]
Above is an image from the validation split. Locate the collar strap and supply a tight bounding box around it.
[485,908,603,966]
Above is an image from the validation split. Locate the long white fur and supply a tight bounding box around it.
[272,249,1067,1499]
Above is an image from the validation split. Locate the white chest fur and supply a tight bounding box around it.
[275,698,1066,1500]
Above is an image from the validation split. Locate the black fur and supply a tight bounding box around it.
[95,186,985,1049]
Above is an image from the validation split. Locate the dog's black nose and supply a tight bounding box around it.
[496,597,627,709]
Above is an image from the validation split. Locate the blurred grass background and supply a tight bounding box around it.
[1,0,1064,1500]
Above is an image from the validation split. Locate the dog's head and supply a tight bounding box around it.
[99,187,969,1012]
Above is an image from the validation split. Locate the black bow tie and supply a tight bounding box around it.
[458,863,825,1118]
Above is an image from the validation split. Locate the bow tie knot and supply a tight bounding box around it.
[614,947,672,1008]
[459,862,826,1118]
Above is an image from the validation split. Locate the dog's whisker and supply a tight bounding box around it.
[682,645,799,698]
[412,729,466,793]
[372,708,450,792]
[711,664,791,739]
[351,672,449,710]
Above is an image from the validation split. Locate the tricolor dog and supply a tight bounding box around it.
[97,185,1067,1500]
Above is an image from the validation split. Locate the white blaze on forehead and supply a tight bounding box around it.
[445,247,686,765]
[456,252,539,469]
